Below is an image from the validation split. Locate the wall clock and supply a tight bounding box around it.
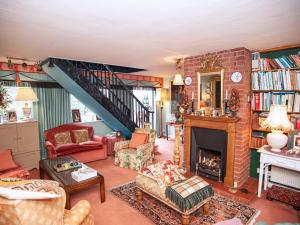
[231,72,242,83]
[184,76,192,86]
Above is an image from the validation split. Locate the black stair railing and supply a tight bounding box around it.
[46,58,153,131]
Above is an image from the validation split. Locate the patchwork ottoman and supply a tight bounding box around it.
[136,173,213,225]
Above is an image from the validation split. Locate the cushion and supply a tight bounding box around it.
[73,129,90,144]
[0,149,18,172]
[0,178,61,199]
[55,143,81,153]
[128,132,148,149]
[54,131,72,145]
[79,141,102,148]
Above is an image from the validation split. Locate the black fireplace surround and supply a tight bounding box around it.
[190,127,227,181]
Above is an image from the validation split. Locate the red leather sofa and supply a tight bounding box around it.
[44,123,107,163]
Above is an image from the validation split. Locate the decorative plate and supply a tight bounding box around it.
[184,76,192,85]
[231,72,242,83]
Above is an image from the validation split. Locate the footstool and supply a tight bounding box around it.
[136,173,213,225]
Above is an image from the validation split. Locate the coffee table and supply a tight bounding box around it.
[39,156,105,209]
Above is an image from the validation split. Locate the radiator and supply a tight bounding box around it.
[270,166,300,189]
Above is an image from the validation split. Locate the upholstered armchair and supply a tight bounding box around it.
[0,187,94,225]
[114,128,156,171]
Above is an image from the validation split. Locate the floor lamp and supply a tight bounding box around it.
[157,88,167,138]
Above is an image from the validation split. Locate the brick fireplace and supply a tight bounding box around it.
[184,115,239,187]
[183,47,252,187]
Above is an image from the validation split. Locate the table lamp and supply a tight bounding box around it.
[15,87,38,120]
[261,104,292,152]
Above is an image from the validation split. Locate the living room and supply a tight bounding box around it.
[0,1,300,225]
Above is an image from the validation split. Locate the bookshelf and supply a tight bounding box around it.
[250,45,300,150]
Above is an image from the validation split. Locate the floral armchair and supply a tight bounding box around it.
[0,186,94,225]
[114,128,156,171]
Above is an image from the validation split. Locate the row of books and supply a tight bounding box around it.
[252,51,300,70]
[250,136,268,149]
[252,70,300,90]
[252,92,300,112]
[252,112,300,130]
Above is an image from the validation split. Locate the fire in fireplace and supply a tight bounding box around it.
[190,127,227,182]
[196,148,223,182]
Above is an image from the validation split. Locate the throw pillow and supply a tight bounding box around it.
[0,149,18,172]
[54,131,72,145]
[0,178,61,199]
[128,132,148,149]
[72,129,90,144]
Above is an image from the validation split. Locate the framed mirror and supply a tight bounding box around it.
[197,69,224,115]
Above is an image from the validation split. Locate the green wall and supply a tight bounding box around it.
[250,149,260,178]
[83,121,113,136]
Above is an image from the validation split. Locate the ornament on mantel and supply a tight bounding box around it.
[229,88,240,117]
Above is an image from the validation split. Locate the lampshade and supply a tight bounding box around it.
[261,105,292,131]
[173,73,184,85]
[15,87,38,102]
[155,88,168,102]
[261,104,292,152]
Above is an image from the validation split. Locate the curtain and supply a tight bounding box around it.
[32,86,72,159]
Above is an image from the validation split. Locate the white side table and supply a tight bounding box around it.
[257,145,300,197]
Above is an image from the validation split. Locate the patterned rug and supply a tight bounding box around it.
[110,182,259,225]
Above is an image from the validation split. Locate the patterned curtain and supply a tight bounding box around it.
[32,86,72,159]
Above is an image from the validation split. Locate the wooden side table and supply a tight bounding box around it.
[106,136,125,156]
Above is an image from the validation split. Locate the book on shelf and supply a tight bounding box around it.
[252,92,297,112]
[250,135,268,149]
[252,70,300,91]
[252,51,300,70]
[290,114,300,129]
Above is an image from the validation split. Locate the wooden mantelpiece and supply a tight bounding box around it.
[183,115,240,187]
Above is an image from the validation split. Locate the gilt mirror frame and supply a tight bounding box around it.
[197,68,225,115]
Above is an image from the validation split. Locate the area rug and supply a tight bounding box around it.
[110,182,259,225]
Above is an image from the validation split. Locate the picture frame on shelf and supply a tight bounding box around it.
[72,109,81,122]
[293,135,300,149]
[7,110,17,122]
[287,130,300,150]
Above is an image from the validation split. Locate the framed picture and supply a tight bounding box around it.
[7,110,17,122]
[287,130,300,150]
[293,135,300,149]
[72,109,81,122]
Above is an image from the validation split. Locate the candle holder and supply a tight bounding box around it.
[224,99,230,116]
[191,99,194,114]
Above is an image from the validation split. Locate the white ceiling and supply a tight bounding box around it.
[0,0,300,77]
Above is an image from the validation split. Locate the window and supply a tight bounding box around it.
[4,87,33,120]
[70,95,98,122]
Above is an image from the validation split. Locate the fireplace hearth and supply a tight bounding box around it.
[196,148,223,182]
[191,127,227,182]
[183,115,239,187]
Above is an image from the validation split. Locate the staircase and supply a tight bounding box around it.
[41,58,152,137]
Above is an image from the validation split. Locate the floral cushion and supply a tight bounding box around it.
[72,129,90,144]
[54,131,72,145]
[141,160,185,189]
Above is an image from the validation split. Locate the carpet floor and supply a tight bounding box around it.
[30,138,300,224]
[110,182,259,225]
